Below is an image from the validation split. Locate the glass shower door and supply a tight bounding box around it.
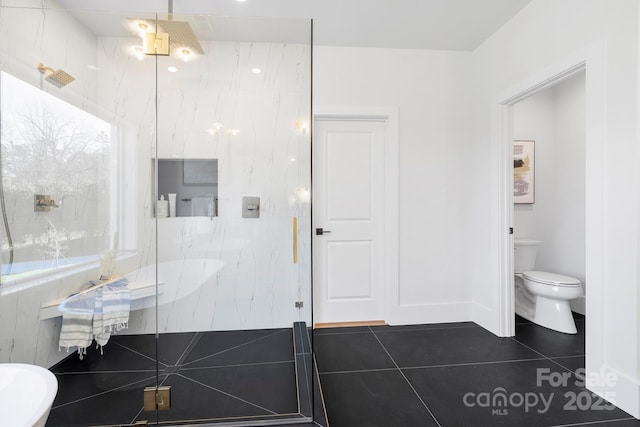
[0,5,311,426]
[150,12,313,426]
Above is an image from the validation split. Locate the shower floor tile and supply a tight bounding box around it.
[46,326,318,427]
[176,362,298,417]
[183,328,293,368]
[47,373,157,427]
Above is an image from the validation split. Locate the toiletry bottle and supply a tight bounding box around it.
[168,193,177,217]
[157,195,169,218]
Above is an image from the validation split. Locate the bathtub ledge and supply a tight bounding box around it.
[40,280,165,320]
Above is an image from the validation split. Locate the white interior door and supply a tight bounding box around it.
[313,118,386,324]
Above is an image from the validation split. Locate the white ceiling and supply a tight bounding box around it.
[54,0,532,51]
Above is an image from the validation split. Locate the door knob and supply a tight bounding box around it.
[315,228,332,235]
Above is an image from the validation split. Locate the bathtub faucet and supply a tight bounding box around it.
[34,195,59,212]
[40,199,59,208]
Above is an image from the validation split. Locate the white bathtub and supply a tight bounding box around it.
[0,363,58,427]
[126,258,225,311]
[40,258,225,320]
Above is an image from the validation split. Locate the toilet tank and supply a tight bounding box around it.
[514,239,541,273]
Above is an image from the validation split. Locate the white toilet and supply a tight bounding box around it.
[514,239,582,334]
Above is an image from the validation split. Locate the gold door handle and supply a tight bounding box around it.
[293,217,299,264]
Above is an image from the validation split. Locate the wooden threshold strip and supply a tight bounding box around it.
[314,320,387,329]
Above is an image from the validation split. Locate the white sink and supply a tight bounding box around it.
[0,363,58,427]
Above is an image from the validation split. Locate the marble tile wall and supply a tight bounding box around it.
[0,5,108,367]
[103,36,313,334]
[0,6,311,367]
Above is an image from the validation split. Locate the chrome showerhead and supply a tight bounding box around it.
[37,63,75,88]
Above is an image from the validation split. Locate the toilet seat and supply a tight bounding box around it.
[522,270,581,287]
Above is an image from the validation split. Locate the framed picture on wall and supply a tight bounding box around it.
[514,140,535,204]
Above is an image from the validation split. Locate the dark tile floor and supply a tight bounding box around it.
[47,324,322,426]
[314,314,640,427]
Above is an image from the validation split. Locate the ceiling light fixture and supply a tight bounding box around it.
[251,67,262,74]
[167,66,178,73]
[133,46,145,61]
[137,22,149,37]
[295,120,308,134]
[181,49,191,62]
[207,122,223,135]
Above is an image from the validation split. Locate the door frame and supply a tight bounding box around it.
[313,106,398,324]
[493,45,601,335]
[495,59,589,337]
[493,42,604,383]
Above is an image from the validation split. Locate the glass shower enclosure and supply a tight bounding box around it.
[0,5,312,426]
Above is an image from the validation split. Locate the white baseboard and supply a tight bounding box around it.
[588,364,640,419]
[471,301,502,336]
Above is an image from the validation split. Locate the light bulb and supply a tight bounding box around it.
[133,46,144,61]
[295,120,308,134]
[137,22,149,37]
[181,49,191,63]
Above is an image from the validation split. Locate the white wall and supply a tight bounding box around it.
[513,72,586,313]
[314,46,473,324]
[470,0,640,417]
[513,87,556,241]
[552,72,587,314]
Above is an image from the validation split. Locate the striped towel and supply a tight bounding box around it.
[92,286,108,348]
[95,278,130,348]
[59,277,131,357]
[58,289,96,359]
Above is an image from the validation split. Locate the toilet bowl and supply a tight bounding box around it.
[514,239,582,334]
[515,271,582,334]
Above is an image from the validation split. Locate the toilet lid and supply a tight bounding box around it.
[522,270,581,286]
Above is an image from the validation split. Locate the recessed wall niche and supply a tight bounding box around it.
[153,159,218,217]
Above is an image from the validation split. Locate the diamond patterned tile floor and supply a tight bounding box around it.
[47,325,321,426]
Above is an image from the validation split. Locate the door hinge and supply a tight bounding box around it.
[144,386,171,411]
[509,227,513,235]
[295,301,303,308]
